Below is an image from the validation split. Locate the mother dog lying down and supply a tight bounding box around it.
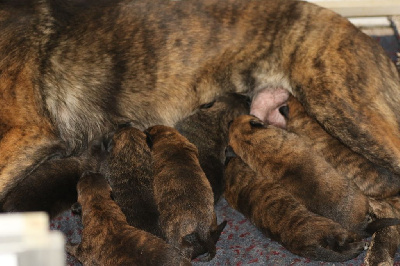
[0,0,400,246]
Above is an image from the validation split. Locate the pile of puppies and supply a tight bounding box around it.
[66,94,248,265]
[66,93,400,265]
[225,96,400,263]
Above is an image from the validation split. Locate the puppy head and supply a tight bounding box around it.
[227,115,270,158]
[228,115,266,138]
[77,172,112,201]
[109,126,149,155]
[146,125,190,149]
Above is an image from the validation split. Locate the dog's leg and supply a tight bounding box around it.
[286,25,400,175]
[0,126,63,195]
[0,125,88,217]
[1,156,86,218]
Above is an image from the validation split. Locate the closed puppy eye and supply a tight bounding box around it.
[249,119,265,128]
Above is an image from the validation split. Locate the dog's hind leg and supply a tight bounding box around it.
[286,23,400,175]
[0,125,80,217]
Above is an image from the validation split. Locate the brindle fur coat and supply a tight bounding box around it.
[1,0,400,263]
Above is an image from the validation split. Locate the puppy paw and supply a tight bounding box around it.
[284,218,365,262]
[315,231,365,262]
[300,224,365,262]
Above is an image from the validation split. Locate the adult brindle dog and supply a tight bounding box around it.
[0,0,400,259]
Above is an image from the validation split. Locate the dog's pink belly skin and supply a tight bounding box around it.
[250,88,289,128]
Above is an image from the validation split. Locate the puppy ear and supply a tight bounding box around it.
[144,130,153,149]
[211,220,227,242]
[279,105,289,119]
[249,119,265,128]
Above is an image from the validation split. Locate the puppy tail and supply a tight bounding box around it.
[365,217,400,235]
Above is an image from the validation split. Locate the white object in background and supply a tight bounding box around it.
[306,0,400,17]
[0,212,65,266]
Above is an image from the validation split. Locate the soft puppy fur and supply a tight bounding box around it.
[281,95,400,198]
[1,0,400,263]
[175,93,250,202]
[99,125,160,236]
[224,155,365,262]
[147,125,226,261]
[66,171,191,266]
[228,115,370,234]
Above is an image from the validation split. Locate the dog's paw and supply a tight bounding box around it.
[314,230,365,262]
[286,218,365,262]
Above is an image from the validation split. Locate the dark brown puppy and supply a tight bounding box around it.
[228,115,370,234]
[147,125,225,261]
[99,125,160,236]
[66,172,191,266]
[224,155,365,262]
[281,96,400,199]
[175,93,249,202]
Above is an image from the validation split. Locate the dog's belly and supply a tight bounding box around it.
[39,0,400,174]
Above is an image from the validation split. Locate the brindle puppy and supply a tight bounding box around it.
[228,115,370,234]
[175,93,249,202]
[99,125,160,236]
[2,0,400,220]
[281,95,400,199]
[147,125,226,261]
[66,171,191,266]
[280,97,400,264]
[224,155,365,262]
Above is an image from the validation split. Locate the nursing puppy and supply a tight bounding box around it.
[281,96,400,199]
[224,156,365,262]
[99,125,160,236]
[66,172,191,266]
[175,93,249,202]
[228,115,370,234]
[147,125,226,261]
